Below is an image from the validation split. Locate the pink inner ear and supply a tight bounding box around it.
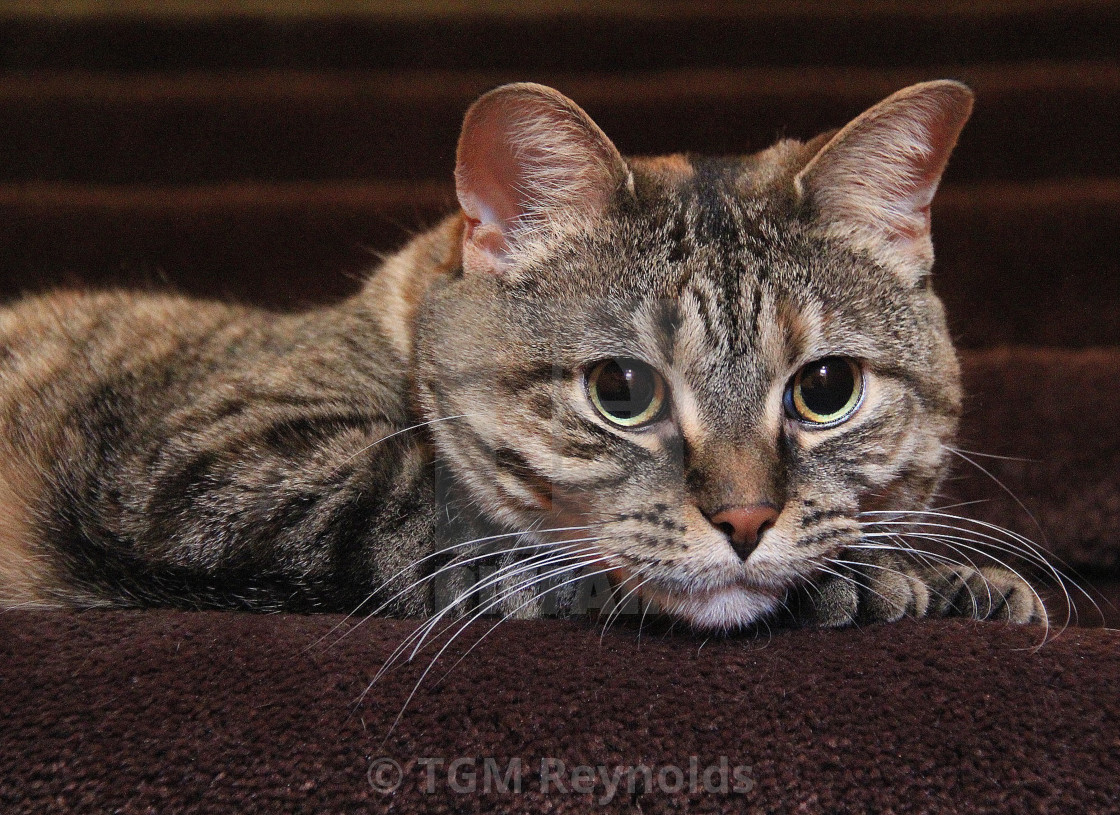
[456,120,523,264]
[894,106,965,238]
[461,216,508,264]
[457,116,524,236]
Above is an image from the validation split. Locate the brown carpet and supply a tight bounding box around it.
[2,611,1118,814]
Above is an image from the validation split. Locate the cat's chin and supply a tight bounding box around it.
[648,584,783,632]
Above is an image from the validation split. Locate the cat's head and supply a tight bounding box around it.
[413,81,970,630]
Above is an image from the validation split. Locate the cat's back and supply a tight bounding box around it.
[0,290,267,439]
[0,289,418,607]
[2,287,253,370]
[0,291,261,604]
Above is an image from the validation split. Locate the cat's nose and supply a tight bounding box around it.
[707,504,780,560]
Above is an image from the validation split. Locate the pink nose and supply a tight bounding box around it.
[707,504,780,560]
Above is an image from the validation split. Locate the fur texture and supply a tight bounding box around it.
[0,82,1045,631]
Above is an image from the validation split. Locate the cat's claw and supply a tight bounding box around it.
[788,550,1046,628]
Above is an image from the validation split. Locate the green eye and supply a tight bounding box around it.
[786,357,864,427]
[587,358,667,428]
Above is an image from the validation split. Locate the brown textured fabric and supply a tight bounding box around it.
[956,348,1120,575]
[0,66,1116,184]
[1,611,1118,814]
[4,4,1119,74]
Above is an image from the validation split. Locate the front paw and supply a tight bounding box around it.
[788,549,931,628]
[923,564,1047,624]
[788,550,1048,628]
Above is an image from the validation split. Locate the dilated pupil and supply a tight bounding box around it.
[800,358,855,416]
[597,361,654,419]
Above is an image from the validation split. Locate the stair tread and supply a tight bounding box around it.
[955,346,1120,574]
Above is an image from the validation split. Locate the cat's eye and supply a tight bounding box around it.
[786,357,864,427]
[586,358,667,428]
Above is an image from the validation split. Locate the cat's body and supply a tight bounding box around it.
[0,81,1046,629]
[0,287,433,611]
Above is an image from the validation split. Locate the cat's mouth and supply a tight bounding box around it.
[639,581,784,632]
[597,541,795,631]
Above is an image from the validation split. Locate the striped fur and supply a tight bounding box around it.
[0,82,1044,630]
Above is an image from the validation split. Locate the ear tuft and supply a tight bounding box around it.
[455,83,626,276]
[794,80,974,281]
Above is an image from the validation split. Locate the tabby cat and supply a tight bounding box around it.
[0,80,1046,631]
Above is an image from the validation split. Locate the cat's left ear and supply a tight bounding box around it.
[455,82,628,276]
[794,80,974,282]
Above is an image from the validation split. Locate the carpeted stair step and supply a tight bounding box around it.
[3,612,1118,812]
[955,346,1120,577]
[0,64,1116,184]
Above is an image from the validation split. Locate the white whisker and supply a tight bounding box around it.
[830,552,979,614]
[310,523,596,651]
[600,571,656,645]
[373,539,604,684]
[856,519,1059,640]
[381,558,620,738]
[866,531,1053,637]
[340,413,481,468]
[369,531,595,620]
[860,510,1096,626]
[947,445,1037,464]
[436,561,640,687]
[814,561,912,618]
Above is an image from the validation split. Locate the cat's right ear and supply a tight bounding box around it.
[455,83,628,276]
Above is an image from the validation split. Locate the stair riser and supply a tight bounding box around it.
[2,9,1118,72]
[0,66,1116,184]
